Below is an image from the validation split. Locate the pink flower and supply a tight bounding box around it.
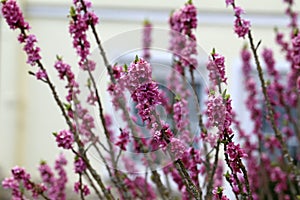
[74,182,90,196]
[39,162,55,185]
[225,0,234,6]
[11,166,30,181]
[207,53,227,85]
[170,138,186,159]
[173,99,188,129]
[69,0,98,70]
[234,6,244,17]
[22,34,42,65]
[206,95,226,131]
[55,130,74,149]
[115,129,130,151]
[36,69,47,80]
[132,82,161,122]
[234,18,250,38]
[74,157,87,174]
[1,0,30,30]
[292,34,300,68]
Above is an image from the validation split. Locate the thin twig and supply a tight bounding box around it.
[205,140,220,199]
[84,171,103,199]
[248,30,300,183]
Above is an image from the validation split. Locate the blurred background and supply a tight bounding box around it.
[0,0,299,196]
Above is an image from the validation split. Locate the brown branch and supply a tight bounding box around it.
[205,140,220,199]
[247,30,300,183]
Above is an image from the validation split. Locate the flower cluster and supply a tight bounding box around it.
[206,95,226,131]
[150,123,173,150]
[55,130,74,149]
[169,1,198,70]
[173,99,189,129]
[226,142,247,173]
[170,2,197,35]
[2,0,44,79]
[226,0,251,38]
[69,0,98,70]
[1,0,29,30]
[54,59,79,102]
[38,154,68,200]
[170,138,186,159]
[20,34,42,66]
[74,181,90,196]
[120,58,162,122]
[2,166,47,199]
[74,157,87,174]
[207,52,227,86]
[115,129,130,151]
[291,33,300,68]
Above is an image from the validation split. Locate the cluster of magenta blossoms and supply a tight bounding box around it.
[69,0,98,71]
[3,154,68,200]
[120,58,162,123]
[1,0,44,79]
[169,1,198,71]
[226,0,251,38]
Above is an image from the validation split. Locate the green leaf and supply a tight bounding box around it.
[70,6,76,17]
[56,55,63,61]
[124,64,128,72]
[40,160,47,165]
[135,55,139,63]
[186,0,193,5]
[63,103,72,110]
[175,94,181,101]
[211,48,216,55]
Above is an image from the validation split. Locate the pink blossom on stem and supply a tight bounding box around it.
[170,137,186,159]
[291,33,300,68]
[1,0,30,30]
[120,58,162,123]
[173,99,189,129]
[69,0,98,70]
[225,0,234,6]
[23,34,42,66]
[226,142,247,165]
[74,181,90,196]
[55,130,74,149]
[234,18,250,38]
[207,52,227,85]
[115,129,130,151]
[54,154,68,200]
[2,177,23,199]
[206,95,226,131]
[74,157,87,174]
[36,69,47,80]
[169,1,198,70]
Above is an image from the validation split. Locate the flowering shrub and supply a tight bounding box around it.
[1,0,300,199]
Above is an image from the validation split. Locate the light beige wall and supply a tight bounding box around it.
[26,0,300,13]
